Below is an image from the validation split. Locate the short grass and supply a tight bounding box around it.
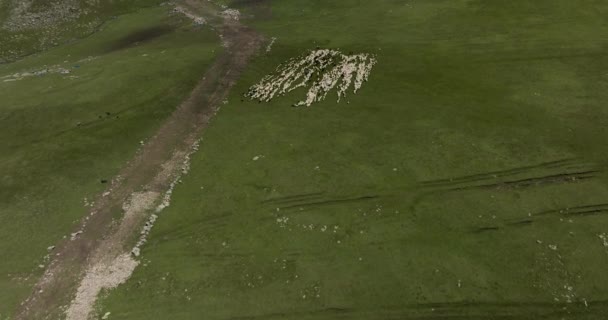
[0,6,220,318]
[93,0,608,318]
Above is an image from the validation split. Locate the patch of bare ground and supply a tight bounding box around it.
[15,1,264,319]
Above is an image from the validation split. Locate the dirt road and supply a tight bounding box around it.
[15,2,264,319]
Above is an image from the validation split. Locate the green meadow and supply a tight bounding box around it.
[0,5,220,317]
[96,0,608,319]
[2,0,608,319]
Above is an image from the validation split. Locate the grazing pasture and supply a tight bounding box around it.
[2,0,608,319]
[0,5,219,317]
[97,0,608,319]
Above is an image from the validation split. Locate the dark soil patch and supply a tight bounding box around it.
[230,0,272,20]
[106,25,174,52]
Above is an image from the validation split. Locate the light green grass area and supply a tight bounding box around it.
[0,6,220,318]
[99,0,608,319]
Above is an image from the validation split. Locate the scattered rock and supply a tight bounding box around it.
[221,9,240,21]
[70,231,83,241]
[173,6,206,25]
[266,37,277,53]
[599,233,608,247]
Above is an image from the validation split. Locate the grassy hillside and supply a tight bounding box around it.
[0,5,220,318]
[97,0,608,319]
[0,0,167,62]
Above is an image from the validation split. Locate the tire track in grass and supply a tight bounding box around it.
[409,160,601,211]
[473,203,608,233]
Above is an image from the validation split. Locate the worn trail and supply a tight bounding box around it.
[15,2,264,319]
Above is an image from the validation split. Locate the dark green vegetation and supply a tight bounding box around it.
[0,5,220,318]
[98,0,608,319]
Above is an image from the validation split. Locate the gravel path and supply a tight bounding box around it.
[15,1,264,319]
